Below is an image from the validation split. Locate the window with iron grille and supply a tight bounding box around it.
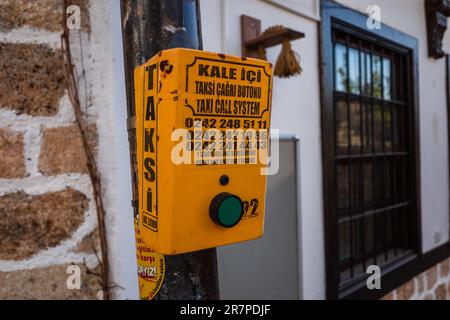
[330,25,420,293]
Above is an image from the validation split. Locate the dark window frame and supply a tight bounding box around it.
[320,0,424,299]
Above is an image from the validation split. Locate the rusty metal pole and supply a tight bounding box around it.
[120,0,219,299]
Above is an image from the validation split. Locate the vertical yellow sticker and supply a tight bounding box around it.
[140,64,159,233]
[134,60,164,300]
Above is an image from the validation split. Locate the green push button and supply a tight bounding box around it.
[209,193,244,228]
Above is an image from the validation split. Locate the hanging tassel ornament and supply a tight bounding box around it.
[254,25,303,78]
[241,16,305,77]
[274,39,302,78]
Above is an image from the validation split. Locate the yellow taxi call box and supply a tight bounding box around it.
[134,48,273,254]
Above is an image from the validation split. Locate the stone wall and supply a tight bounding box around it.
[0,0,103,299]
[383,258,450,300]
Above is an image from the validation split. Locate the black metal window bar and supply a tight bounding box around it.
[332,27,418,291]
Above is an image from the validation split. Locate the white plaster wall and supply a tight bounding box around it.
[200,0,325,299]
[336,0,450,255]
[89,0,138,300]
